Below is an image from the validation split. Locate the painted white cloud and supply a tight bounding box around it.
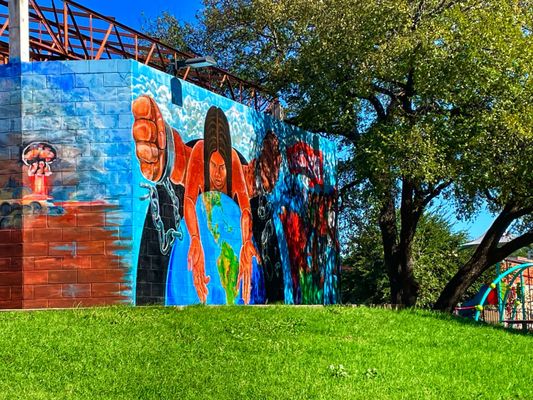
[225,105,256,161]
[132,74,174,127]
[133,77,258,160]
[175,95,210,142]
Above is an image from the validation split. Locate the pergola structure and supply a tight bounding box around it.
[0,0,276,113]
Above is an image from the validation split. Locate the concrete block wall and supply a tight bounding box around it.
[0,58,340,309]
[0,65,23,308]
[131,62,340,306]
[0,60,135,308]
[0,63,23,308]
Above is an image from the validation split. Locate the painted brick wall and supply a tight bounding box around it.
[0,60,135,308]
[0,63,24,309]
[130,62,340,306]
[0,58,340,309]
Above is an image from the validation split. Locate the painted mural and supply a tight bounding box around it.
[0,60,133,309]
[132,63,339,305]
[0,59,338,309]
[22,142,57,200]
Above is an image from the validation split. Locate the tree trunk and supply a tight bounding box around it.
[434,201,533,313]
[379,220,420,307]
[397,180,421,306]
[378,181,422,307]
[398,253,420,307]
[433,255,491,312]
[378,193,401,304]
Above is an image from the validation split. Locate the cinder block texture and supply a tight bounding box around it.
[0,60,134,308]
[0,58,339,309]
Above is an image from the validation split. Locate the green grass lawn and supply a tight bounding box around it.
[0,306,531,399]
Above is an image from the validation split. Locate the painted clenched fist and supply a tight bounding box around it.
[132,95,168,182]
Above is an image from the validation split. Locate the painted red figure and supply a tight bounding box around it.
[22,143,56,200]
[132,95,261,304]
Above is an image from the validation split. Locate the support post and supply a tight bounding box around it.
[519,272,527,331]
[496,262,502,320]
[9,0,30,62]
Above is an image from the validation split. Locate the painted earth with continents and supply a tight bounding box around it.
[166,192,264,305]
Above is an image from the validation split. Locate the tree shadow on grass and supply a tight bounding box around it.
[399,308,532,337]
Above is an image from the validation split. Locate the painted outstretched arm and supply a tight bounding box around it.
[233,151,261,304]
[184,142,210,303]
[132,95,190,184]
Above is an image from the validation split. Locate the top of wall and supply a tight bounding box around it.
[0,59,337,168]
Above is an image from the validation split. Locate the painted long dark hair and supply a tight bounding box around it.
[203,106,232,195]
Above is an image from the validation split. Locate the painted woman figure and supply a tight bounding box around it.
[249,131,285,302]
[132,95,260,304]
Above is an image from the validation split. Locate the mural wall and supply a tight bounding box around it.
[132,63,339,306]
[0,60,134,309]
[0,59,339,309]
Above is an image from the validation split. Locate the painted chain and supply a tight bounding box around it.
[140,178,183,255]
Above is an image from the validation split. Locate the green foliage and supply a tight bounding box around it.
[413,214,471,308]
[142,12,198,53]
[342,212,481,307]
[0,306,532,399]
[146,0,533,305]
[513,245,533,259]
[341,214,390,305]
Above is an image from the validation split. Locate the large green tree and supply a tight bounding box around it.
[148,0,533,310]
[342,211,476,308]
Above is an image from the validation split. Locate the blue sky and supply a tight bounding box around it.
[78,0,494,239]
[435,203,493,240]
[78,0,203,29]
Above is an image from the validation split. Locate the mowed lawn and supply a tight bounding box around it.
[0,306,531,399]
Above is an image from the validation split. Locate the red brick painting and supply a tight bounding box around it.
[0,140,130,309]
[0,201,130,309]
[22,202,129,308]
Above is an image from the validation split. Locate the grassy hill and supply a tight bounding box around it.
[0,306,531,399]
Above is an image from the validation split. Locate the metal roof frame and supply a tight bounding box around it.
[0,0,276,113]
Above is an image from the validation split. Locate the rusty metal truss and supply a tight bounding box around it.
[0,0,276,112]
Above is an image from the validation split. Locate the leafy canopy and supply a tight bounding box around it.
[170,0,533,216]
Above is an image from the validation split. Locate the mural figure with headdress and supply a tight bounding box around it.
[133,96,271,304]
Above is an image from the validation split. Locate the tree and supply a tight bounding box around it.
[142,12,197,54]
[147,0,533,310]
[342,211,476,308]
[410,213,471,308]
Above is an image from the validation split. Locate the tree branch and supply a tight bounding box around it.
[363,95,386,120]
[384,96,398,117]
[483,189,498,203]
[372,83,398,99]
[495,230,533,262]
[411,0,426,31]
[400,67,416,116]
[420,180,452,208]
[473,202,533,260]
[377,77,408,91]
[340,179,363,198]
[400,177,422,233]
[428,0,460,17]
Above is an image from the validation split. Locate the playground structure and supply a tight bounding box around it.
[456,258,533,331]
